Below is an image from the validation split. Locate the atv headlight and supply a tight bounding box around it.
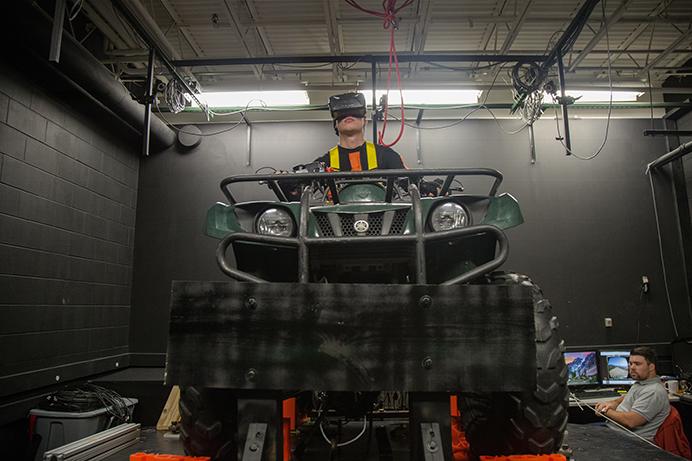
[256,208,294,236]
[429,202,468,231]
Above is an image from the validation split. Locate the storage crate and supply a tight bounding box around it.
[30,397,137,461]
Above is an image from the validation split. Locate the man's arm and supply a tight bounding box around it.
[594,396,624,413]
[598,406,647,429]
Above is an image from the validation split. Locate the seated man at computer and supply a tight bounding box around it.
[594,346,670,441]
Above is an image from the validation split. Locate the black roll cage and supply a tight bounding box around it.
[219,168,504,205]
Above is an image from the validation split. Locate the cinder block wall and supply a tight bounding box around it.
[0,62,138,397]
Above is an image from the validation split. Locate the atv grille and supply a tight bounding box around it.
[390,209,408,235]
[314,209,409,237]
[315,213,335,237]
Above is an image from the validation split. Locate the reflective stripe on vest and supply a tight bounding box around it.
[329,145,340,170]
[329,142,378,170]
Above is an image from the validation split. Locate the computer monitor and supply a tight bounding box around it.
[600,350,635,385]
[565,350,599,386]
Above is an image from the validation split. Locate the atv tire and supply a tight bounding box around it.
[458,272,568,458]
[179,386,237,460]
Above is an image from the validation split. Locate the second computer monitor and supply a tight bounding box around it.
[600,350,635,385]
[565,350,599,386]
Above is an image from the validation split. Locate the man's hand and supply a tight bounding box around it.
[594,399,621,416]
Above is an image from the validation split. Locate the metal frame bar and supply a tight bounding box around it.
[324,0,343,55]
[603,0,670,67]
[236,14,692,27]
[220,0,263,79]
[172,53,547,67]
[665,120,692,338]
[557,54,572,154]
[646,140,692,172]
[410,0,433,75]
[644,130,692,137]
[499,0,534,54]
[371,60,378,141]
[142,48,155,157]
[638,26,692,77]
[244,0,274,56]
[158,0,205,57]
[49,0,67,62]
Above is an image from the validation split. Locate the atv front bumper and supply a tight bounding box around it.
[216,185,509,285]
[165,281,537,393]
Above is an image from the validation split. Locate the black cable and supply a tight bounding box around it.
[39,383,132,424]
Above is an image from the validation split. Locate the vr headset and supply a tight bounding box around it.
[329,92,367,121]
[329,92,367,135]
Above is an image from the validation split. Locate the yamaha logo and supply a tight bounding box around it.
[353,219,369,233]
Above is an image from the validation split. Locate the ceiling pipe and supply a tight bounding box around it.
[6,0,175,152]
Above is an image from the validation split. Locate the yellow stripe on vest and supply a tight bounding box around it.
[329,146,340,170]
[365,142,378,169]
[329,142,378,170]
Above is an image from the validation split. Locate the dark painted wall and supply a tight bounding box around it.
[131,117,680,364]
[0,61,138,397]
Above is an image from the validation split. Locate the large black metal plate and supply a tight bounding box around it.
[165,282,536,392]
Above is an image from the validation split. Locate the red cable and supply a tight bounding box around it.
[345,0,412,148]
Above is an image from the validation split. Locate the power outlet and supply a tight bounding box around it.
[604,317,613,328]
[642,275,649,294]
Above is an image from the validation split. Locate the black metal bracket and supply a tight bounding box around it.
[142,48,155,157]
[420,423,445,461]
[241,423,268,461]
[49,0,66,62]
[643,129,692,137]
[556,53,572,155]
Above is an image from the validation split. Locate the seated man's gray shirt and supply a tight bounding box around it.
[609,376,670,441]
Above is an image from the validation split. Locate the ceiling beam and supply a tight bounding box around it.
[485,0,534,85]
[567,0,633,72]
[220,0,263,79]
[638,25,692,77]
[479,0,508,53]
[223,14,692,27]
[499,0,534,54]
[323,0,342,54]
[410,0,433,76]
[158,0,205,56]
[602,0,669,67]
[244,0,274,55]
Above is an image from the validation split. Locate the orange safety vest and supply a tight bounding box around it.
[328,142,378,171]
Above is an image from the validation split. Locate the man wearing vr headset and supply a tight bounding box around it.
[314,92,406,171]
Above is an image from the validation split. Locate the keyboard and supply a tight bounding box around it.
[571,389,622,400]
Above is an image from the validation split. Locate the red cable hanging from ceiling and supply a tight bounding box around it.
[344,0,414,148]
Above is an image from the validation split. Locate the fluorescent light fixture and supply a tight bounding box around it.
[359,89,481,106]
[544,90,643,103]
[198,90,310,108]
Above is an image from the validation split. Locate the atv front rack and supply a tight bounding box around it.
[216,183,509,285]
[219,168,504,204]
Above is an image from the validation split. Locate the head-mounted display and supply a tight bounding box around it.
[329,92,367,121]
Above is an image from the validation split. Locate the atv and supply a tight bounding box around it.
[165,168,568,461]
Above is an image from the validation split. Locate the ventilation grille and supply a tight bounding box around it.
[314,209,409,237]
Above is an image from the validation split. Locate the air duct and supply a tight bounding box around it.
[4,1,175,152]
